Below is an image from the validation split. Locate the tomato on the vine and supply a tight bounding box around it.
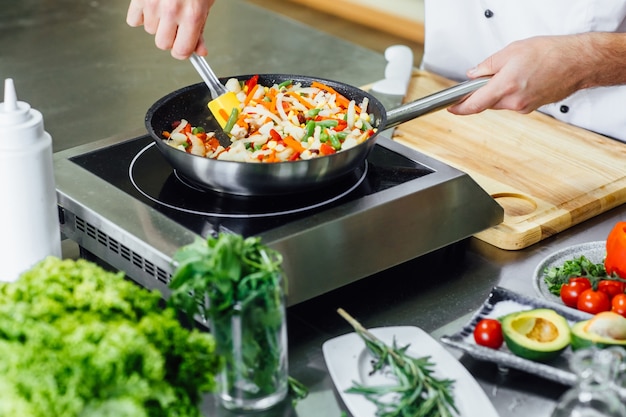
[577,288,611,314]
[611,293,626,317]
[560,277,592,308]
[473,318,504,349]
[597,279,625,300]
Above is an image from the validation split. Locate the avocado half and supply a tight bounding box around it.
[571,311,626,350]
[500,308,570,362]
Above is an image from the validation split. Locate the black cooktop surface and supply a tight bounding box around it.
[70,135,433,236]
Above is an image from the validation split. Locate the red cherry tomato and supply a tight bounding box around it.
[473,318,504,349]
[569,277,592,286]
[597,280,626,300]
[577,288,611,314]
[611,293,626,317]
[560,277,592,308]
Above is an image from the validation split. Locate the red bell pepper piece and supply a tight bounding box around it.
[605,221,626,279]
[335,119,348,131]
[245,74,259,92]
[319,143,336,156]
[269,128,282,142]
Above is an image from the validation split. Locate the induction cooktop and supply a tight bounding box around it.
[54,131,503,305]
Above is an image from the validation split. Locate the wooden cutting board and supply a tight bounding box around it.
[392,71,626,250]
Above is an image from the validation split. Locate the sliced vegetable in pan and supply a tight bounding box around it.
[161,75,377,163]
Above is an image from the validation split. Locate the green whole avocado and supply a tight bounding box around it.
[500,308,571,362]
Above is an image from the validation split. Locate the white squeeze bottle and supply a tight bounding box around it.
[0,78,61,282]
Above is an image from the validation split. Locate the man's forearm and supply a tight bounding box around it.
[581,32,626,88]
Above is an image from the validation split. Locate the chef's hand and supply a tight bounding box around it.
[126,0,215,60]
[447,35,596,115]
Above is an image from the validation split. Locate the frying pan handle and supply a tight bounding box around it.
[384,76,491,129]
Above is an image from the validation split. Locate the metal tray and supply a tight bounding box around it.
[440,286,592,387]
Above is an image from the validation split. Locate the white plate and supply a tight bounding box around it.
[532,241,606,303]
[322,326,499,417]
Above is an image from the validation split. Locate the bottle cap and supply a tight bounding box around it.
[0,78,31,126]
[0,79,45,148]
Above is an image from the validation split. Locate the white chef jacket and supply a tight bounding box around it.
[421,0,626,141]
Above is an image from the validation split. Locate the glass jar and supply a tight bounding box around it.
[551,346,626,417]
[210,279,289,411]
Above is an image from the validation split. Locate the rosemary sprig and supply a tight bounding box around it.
[337,308,459,417]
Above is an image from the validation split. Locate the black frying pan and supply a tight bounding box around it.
[145,74,487,196]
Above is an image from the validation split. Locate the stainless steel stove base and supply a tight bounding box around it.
[55,132,504,306]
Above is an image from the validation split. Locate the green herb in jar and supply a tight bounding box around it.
[168,233,305,409]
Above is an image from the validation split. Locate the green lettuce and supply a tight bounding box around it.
[0,257,222,417]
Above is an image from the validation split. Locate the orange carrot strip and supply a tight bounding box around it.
[283,135,305,154]
[236,118,248,130]
[335,95,351,109]
[235,111,249,129]
[310,81,347,103]
[311,81,360,111]
[261,149,278,163]
[244,84,261,105]
[286,91,313,109]
[311,81,338,94]
[259,99,273,110]
[265,89,278,113]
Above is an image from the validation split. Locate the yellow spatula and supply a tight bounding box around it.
[189,53,240,129]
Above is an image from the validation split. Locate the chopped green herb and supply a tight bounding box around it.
[543,255,607,295]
